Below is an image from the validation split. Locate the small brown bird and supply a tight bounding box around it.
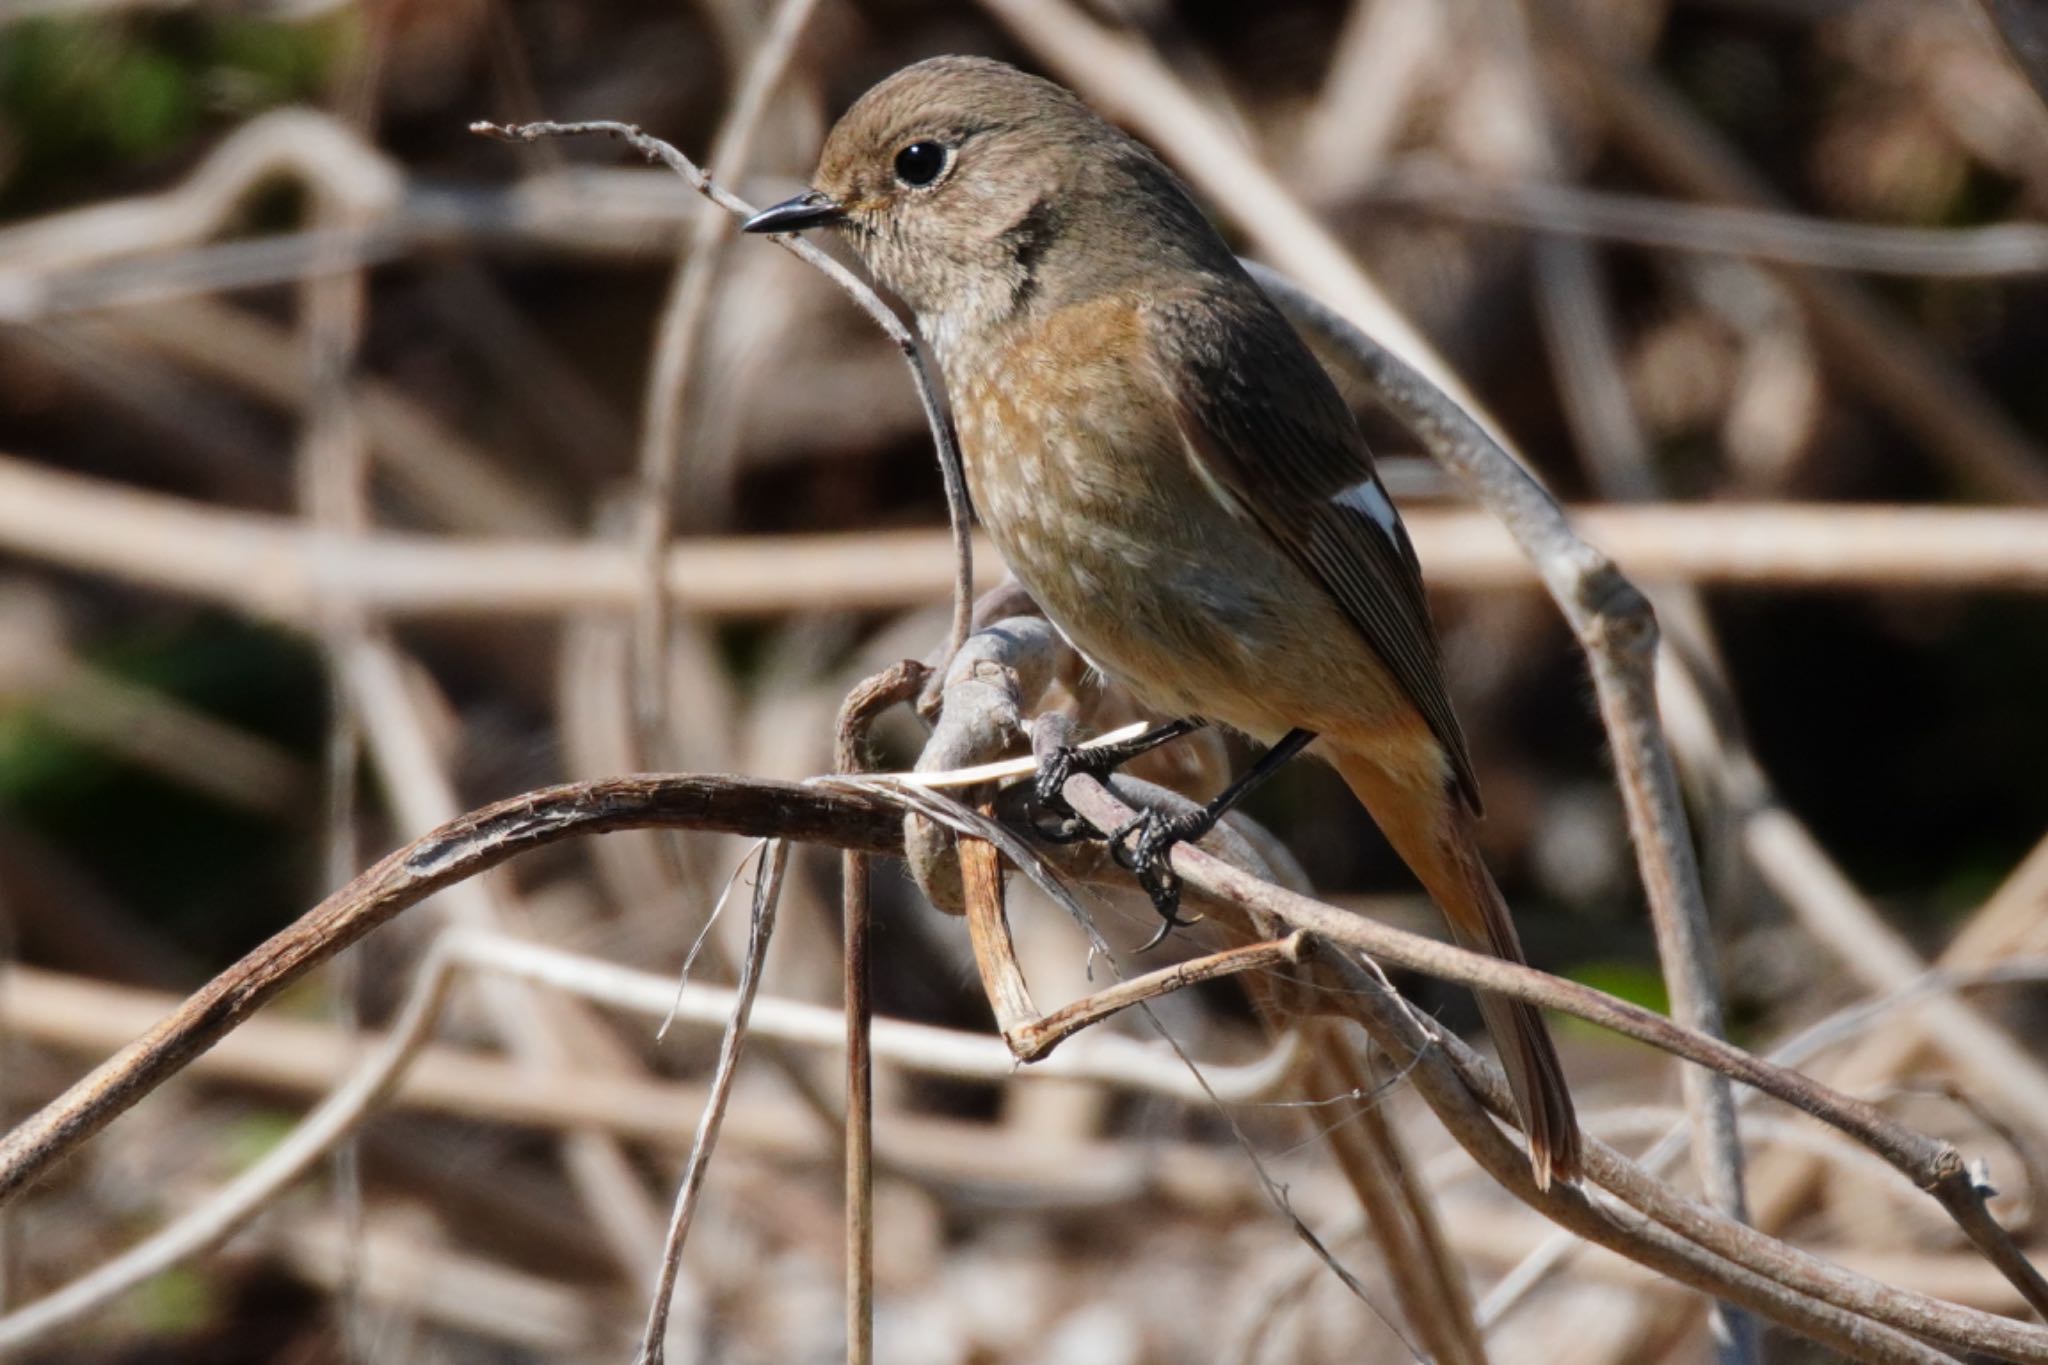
[745,55,1579,1186]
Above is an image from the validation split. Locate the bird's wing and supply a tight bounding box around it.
[1141,283,1481,812]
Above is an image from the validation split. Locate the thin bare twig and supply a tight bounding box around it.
[10,457,2048,623]
[1358,164,2048,276]
[635,840,788,1365]
[1540,18,2048,504]
[1042,767,2046,1362]
[6,761,2046,1354]
[1008,934,1312,1063]
[1,939,1296,1113]
[833,660,929,1365]
[471,117,976,669]
[1494,7,1755,1353]
[1245,258,1759,1345]
[1048,757,2048,1358]
[629,0,823,773]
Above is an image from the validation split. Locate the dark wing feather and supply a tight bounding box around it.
[1141,283,1481,812]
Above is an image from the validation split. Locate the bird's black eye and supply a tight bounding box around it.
[893,140,949,187]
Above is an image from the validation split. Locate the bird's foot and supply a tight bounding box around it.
[1107,806,1215,947]
[1032,741,1091,817]
[1032,720,1198,824]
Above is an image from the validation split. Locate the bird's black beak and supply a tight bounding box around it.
[741,189,845,234]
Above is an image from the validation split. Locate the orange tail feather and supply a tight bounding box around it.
[1330,747,1582,1189]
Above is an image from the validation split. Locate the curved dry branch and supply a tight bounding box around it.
[1244,256,1755,1335]
[1044,762,2048,1327]
[0,774,901,1205]
[907,606,2048,1357]
[3,758,2043,1356]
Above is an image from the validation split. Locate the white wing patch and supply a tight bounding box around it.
[1332,477,1401,533]
[1180,429,1251,521]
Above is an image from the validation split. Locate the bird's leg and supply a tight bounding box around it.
[1032,717,1206,840]
[1112,728,1317,941]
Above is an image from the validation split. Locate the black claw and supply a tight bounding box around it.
[1037,725,1312,948]
[1109,809,1208,942]
[1032,719,1204,824]
[1135,914,1178,954]
[1033,744,1084,815]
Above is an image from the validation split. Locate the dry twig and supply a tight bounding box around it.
[5,756,2046,1357]
[7,457,2048,625]
[635,840,789,1365]
[471,116,977,670]
[833,660,930,1365]
[628,0,824,771]
[1245,259,1757,1346]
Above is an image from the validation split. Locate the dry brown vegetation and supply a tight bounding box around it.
[3,1,2048,1362]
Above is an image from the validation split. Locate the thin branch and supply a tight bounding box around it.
[1246,258,1755,1348]
[442,929,1293,1103]
[1743,830,2048,1261]
[1043,767,2045,1362]
[472,117,976,668]
[1495,8,1754,1352]
[8,457,2048,626]
[2,931,1298,1117]
[1485,956,2048,1327]
[1358,164,2048,276]
[1286,964,1951,1365]
[1665,673,2048,1140]
[833,660,929,1365]
[635,839,788,1365]
[1540,16,2048,504]
[1006,935,1311,1062]
[0,937,466,1351]
[629,0,823,773]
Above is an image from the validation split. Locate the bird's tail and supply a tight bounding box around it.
[1330,747,1582,1189]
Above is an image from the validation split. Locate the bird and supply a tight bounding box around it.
[742,54,1580,1187]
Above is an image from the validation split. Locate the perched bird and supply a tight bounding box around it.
[744,55,1579,1186]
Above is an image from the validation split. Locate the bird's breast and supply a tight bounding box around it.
[943,297,1384,735]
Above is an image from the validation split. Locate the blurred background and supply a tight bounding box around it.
[2,0,2047,1360]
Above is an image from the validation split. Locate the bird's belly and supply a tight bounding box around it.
[970,446,1408,743]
